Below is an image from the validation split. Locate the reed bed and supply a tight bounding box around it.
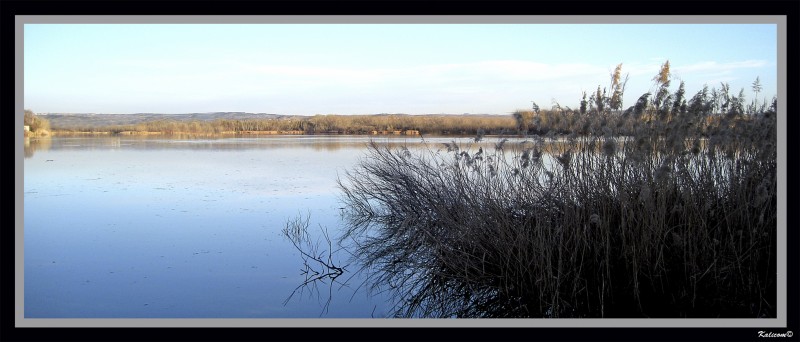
[336,107,777,318]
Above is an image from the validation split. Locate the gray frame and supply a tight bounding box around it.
[15,15,788,328]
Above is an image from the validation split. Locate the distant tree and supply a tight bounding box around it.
[24,109,50,133]
[24,109,35,126]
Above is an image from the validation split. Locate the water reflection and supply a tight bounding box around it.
[24,134,616,156]
[23,135,403,318]
[20,134,641,318]
[25,135,422,155]
[281,213,349,317]
[23,137,52,158]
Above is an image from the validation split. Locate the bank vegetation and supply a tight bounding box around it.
[326,62,778,318]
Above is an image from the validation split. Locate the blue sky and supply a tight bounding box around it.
[23,22,778,115]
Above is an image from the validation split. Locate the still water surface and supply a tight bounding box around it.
[25,135,464,318]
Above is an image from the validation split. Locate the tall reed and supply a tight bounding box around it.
[336,100,777,318]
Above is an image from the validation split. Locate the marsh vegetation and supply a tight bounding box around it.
[285,63,778,318]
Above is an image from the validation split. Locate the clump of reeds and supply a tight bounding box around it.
[336,80,777,318]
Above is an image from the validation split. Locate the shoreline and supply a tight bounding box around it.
[43,129,428,137]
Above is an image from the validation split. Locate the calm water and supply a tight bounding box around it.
[21,134,592,318]
[24,135,463,318]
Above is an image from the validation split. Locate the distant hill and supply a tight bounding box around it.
[39,112,285,129]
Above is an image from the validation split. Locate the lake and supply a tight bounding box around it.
[22,134,504,318]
